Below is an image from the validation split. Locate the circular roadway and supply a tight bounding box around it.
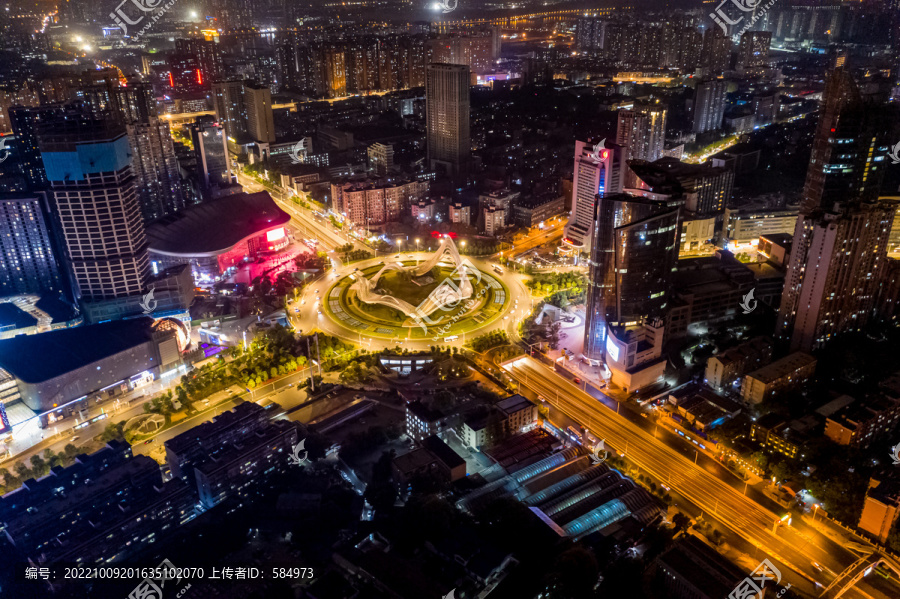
[289,252,534,351]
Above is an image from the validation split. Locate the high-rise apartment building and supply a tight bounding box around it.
[175,38,224,83]
[575,18,606,52]
[0,192,61,295]
[115,83,185,221]
[700,28,731,75]
[37,112,149,310]
[583,194,680,360]
[778,201,897,351]
[8,104,66,189]
[243,82,276,144]
[212,78,247,141]
[426,63,470,179]
[693,79,727,134]
[563,140,626,253]
[426,35,494,72]
[737,31,772,72]
[617,103,667,187]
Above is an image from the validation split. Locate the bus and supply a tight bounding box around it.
[566,426,582,443]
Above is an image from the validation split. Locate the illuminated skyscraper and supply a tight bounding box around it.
[583,194,680,360]
[563,140,626,254]
[693,79,727,134]
[426,63,470,180]
[37,111,149,319]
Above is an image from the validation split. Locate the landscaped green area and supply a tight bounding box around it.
[324,263,511,340]
[376,267,447,307]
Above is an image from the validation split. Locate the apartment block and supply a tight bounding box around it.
[741,352,817,404]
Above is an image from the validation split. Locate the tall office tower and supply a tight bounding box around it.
[693,79,728,134]
[701,28,732,75]
[800,68,895,215]
[37,112,149,312]
[575,18,605,52]
[617,104,667,163]
[426,63,470,180]
[777,201,896,351]
[243,82,275,144]
[8,105,66,189]
[737,31,771,72]
[0,193,62,295]
[563,141,626,254]
[175,38,224,82]
[583,194,680,360]
[212,78,247,141]
[189,117,231,190]
[115,83,185,221]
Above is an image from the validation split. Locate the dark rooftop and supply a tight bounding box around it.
[146,192,290,256]
[0,303,37,330]
[423,435,465,469]
[0,317,156,383]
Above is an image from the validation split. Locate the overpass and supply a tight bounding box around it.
[433,6,627,30]
[819,549,900,599]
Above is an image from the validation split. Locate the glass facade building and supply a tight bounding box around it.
[583,193,680,360]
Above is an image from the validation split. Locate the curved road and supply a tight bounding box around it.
[289,253,534,351]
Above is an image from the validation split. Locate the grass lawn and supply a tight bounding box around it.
[375,267,450,306]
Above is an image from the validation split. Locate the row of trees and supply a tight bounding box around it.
[526,271,587,295]
[0,444,81,494]
[467,330,509,353]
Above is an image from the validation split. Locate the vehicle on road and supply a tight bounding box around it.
[69,436,79,442]
[444,335,458,342]
[573,377,582,384]
[145,439,154,444]
[811,562,823,573]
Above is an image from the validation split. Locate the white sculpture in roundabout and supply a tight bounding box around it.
[349,235,482,331]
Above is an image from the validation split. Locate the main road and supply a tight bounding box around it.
[505,355,897,599]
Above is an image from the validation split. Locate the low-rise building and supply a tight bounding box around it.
[449,201,471,225]
[824,395,900,447]
[405,400,445,442]
[165,401,271,485]
[667,384,742,431]
[495,394,537,434]
[750,413,813,459]
[724,206,798,245]
[512,194,565,228]
[652,535,746,599]
[705,337,773,391]
[605,320,667,393]
[422,435,466,481]
[741,352,816,404]
[858,474,900,544]
[194,419,298,509]
[0,441,195,565]
[392,447,442,485]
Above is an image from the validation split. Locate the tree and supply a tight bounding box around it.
[30,454,47,477]
[64,444,78,458]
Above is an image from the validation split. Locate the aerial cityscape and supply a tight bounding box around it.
[0,0,899,597]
